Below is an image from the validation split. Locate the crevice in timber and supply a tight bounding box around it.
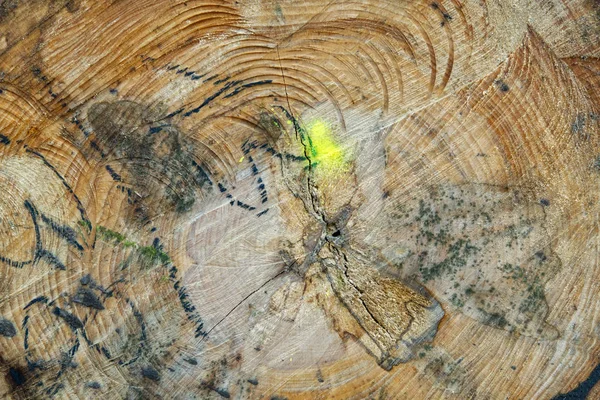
[334,248,386,331]
[331,246,390,353]
[273,58,392,342]
[203,269,287,339]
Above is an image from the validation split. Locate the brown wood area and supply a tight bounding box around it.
[0,0,599,399]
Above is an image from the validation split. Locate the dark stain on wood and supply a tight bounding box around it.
[52,307,84,331]
[141,365,161,382]
[87,100,213,219]
[86,381,101,389]
[553,361,600,399]
[7,366,26,388]
[0,0,18,22]
[71,288,105,310]
[495,79,510,92]
[0,317,17,337]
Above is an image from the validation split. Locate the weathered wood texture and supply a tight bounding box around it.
[0,0,599,399]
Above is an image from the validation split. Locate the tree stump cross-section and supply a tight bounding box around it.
[0,0,600,399]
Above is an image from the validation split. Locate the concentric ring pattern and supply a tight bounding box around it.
[0,0,599,399]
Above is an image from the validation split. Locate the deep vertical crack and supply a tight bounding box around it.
[275,45,326,224]
[273,48,404,367]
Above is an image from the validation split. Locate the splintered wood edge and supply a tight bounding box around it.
[0,0,599,399]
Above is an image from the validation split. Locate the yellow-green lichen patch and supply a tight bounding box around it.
[303,119,348,175]
[96,225,170,265]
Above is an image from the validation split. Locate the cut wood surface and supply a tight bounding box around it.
[0,0,599,399]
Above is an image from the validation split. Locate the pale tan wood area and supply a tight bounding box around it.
[0,0,599,399]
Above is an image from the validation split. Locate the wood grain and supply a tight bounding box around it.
[0,0,599,399]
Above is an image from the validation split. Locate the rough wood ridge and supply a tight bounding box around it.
[0,0,599,399]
